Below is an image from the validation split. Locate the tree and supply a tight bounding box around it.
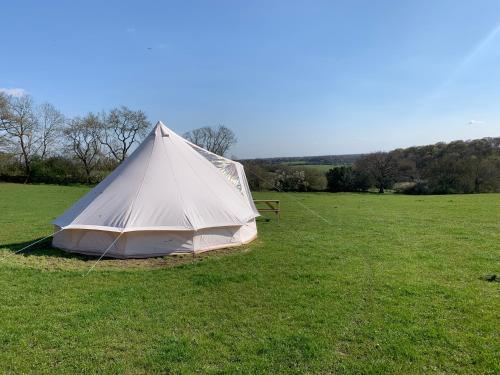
[184,125,237,156]
[475,157,500,192]
[355,152,398,193]
[100,106,151,163]
[64,114,101,183]
[0,93,9,148]
[326,166,354,192]
[0,94,39,182]
[351,167,371,191]
[241,161,276,191]
[0,92,10,148]
[423,154,469,194]
[274,167,309,192]
[325,165,370,192]
[38,103,65,159]
[304,168,327,191]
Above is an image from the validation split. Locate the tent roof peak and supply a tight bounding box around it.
[154,121,171,137]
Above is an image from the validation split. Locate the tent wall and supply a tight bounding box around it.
[53,219,257,258]
[187,140,259,217]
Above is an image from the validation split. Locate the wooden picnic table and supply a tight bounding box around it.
[253,199,280,223]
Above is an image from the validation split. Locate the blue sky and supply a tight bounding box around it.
[2,1,500,158]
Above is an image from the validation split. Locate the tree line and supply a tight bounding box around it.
[2,91,498,194]
[244,138,500,194]
[326,139,500,194]
[0,93,239,185]
[0,93,151,184]
[249,154,361,166]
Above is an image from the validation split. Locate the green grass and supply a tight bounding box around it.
[288,163,336,172]
[0,183,499,374]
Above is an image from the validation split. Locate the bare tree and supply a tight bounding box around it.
[184,125,237,156]
[0,93,10,148]
[355,152,399,193]
[64,114,101,183]
[0,94,39,182]
[100,106,150,163]
[37,103,65,159]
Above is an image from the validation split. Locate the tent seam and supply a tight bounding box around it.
[122,132,157,230]
[161,134,195,230]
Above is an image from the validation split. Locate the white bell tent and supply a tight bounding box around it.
[52,121,259,258]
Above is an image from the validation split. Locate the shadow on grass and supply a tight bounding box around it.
[0,237,98,260]
[256,216,279,224]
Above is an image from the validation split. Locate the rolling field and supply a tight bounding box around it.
[0,183,499,374]
[288,163,337,172]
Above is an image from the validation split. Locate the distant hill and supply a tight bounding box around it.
[241,154,362,166]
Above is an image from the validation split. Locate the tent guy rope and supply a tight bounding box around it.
[83,231,125,276]
[0,229,63,263]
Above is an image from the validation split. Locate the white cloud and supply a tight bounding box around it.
[0,88,27,97]
[468,119,485,125]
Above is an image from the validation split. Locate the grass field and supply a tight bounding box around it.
[0,183,499,374]
[289,163,336,172]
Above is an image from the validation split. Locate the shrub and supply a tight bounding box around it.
[304,169,327,191]
[31,156,82,184]
[326,166,353,192]
[274,169,308,192]
[326,166,370,192]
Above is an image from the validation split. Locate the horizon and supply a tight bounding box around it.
[2,0,500,158]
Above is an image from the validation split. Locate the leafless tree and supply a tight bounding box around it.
[355,152,399,193]
[0,93,10,148]
[0,94,39,182]
[100,106,150,163]
[183,125,237,156]
[37,103,65,159]
[64,113,101,183]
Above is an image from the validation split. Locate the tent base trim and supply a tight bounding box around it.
[52,220,257,259]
